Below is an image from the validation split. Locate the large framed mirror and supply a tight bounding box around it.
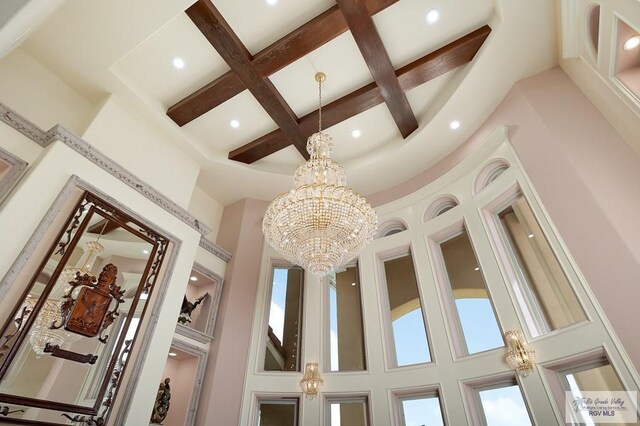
[0,191,169,425]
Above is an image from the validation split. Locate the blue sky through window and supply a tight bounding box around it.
[268,268,288,342]
[402,396,444,426]
[393,308,431,366]
[479,385,531,426]
[455,298,503,354]
[329,284,339,370]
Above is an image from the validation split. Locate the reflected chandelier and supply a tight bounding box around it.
[263,73,377,276]
[21,240,104,355]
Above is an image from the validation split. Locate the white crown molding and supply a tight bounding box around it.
[0,103,48,146]
[0,102,232,263]
[199,236,231,263]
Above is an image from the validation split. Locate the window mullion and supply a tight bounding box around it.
[465,206,523,337]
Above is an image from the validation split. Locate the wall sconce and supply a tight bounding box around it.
[504,330,535,376]
[299,362,323,399]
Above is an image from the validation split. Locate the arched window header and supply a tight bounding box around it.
[424,195,460,222]
[473,158,510,194]
[376,218,408,239]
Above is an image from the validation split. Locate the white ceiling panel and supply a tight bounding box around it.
[113,13,230,107]
[268,31,373,118]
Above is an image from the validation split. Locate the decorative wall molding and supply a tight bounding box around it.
[0,104,48,146]
[0,102,232,263]
[47,125,213,236]
[175,323,213,344]
[199,236,231,263]
[0,145,28,208]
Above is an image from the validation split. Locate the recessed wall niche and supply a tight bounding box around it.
[613,17,640,101]
[175,263,223,342]
[150,340,208,426]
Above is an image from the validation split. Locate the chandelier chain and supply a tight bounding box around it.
[318,74,323,132]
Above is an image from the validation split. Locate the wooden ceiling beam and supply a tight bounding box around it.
[229,25,492,164]
[167,0,399,126]
[87,219,120,235]
[186,0,309,158]
[335,0,417,138]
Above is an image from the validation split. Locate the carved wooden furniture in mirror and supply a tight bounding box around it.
[0,192,168,425]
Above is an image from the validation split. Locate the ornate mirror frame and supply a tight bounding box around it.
[0,178,179,425]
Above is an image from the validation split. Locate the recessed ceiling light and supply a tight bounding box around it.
[623,35,640,51]
[351,129,362,138]
[265,0,278,5]
[172,57,185,69]
[474,267,480,271]
[168,352,177,357]
[351,282,357,286]
[449,120,460,130]
[229,119,240,128]
[190,276,198,281]
[528,234,534,239]
[425,9,440,24]
[142,249,150,254]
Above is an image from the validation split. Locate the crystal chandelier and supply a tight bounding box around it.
[263,73,378,276]
[21,240,104,355]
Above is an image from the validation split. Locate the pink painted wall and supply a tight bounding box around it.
[371,66,640,368]
[196,198,268,426]
[199,67,640,425]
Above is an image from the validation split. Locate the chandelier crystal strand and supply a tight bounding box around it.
[21,240,105,354]
[263,73,378,276]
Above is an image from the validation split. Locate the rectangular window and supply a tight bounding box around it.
[258,399,298,426]
[477,383,532,426]
[264,267,303,372]
[497,195,586,335]
[382,253,431,366]
[399,394,444,426]
[328,398,370,426]
[440,229,504,354]
[328,264,366,371]
[562,362,626,395]
[559,361,633,426]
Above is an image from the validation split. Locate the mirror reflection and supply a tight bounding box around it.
[0,193,167,424]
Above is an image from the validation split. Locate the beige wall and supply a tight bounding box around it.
[0,48,92,133]
[196,198,268,426]
[187,186,224,242]
[81,96,199,209]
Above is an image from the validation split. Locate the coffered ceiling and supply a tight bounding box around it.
[17,0,558,205]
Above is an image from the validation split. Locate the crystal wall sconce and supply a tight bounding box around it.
[504,330,535,376]
[300,362,323,399]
